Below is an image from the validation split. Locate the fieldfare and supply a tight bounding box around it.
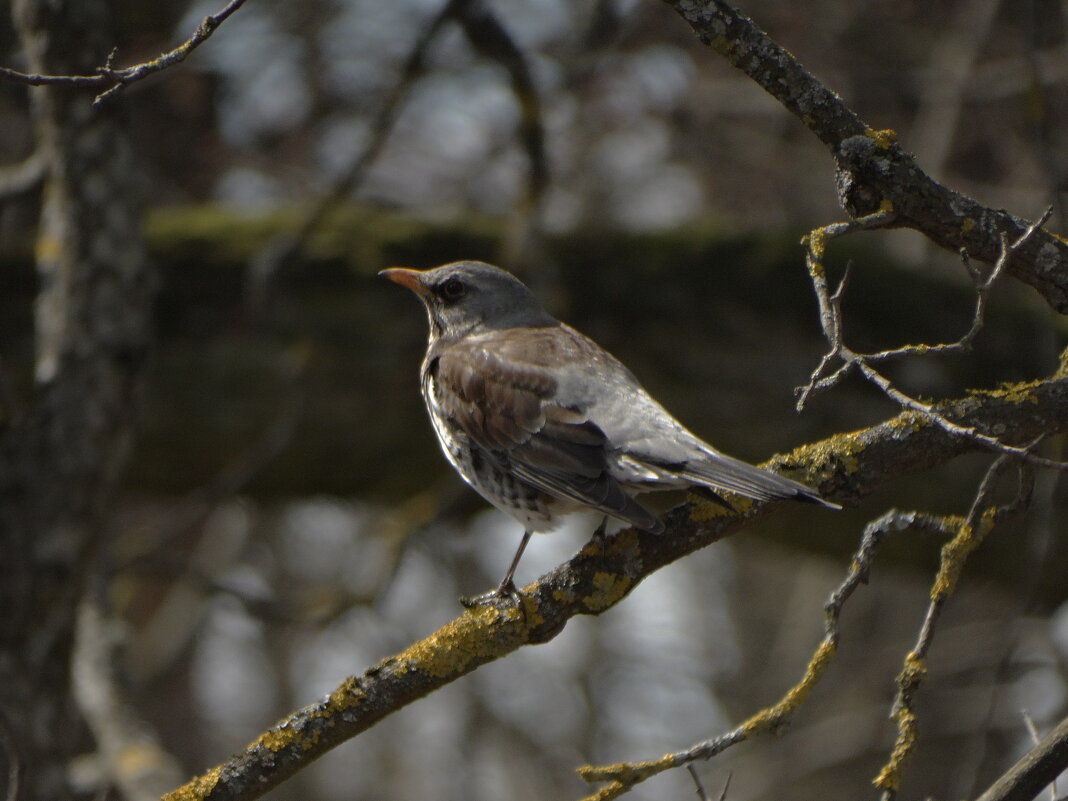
[381,260,837,597]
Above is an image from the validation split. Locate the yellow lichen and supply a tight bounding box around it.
[783,430,863,479]
[252,716,327,755]
[865,127,898,148]
[161,766,222,801]
[803,228,829,264]
[398,604,519,678]
[981,380,1042,405]
[872,707,918,791]
[898,652,927,689]
[552,588,576,604]
[582,571,632,611]
[321,675,364,713]
[708,36,745,63]
[741,639,837,736]
[689,493,748,522]
[577,753,675,783]
[886,411,927,434]
[932,509,994,600]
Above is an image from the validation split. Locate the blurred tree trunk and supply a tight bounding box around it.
[1,1,151,798]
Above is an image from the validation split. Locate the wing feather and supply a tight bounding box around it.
[432,334,661,532]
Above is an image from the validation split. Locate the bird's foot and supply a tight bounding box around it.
[459,577,523,610]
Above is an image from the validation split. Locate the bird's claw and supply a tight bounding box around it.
[459,578,525,615]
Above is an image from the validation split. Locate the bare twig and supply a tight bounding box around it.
[873,454,1034,800]
[574,506,934,801]
[686,767,729,801]
[0,0,248,106]
[243,0,472,313]
[866,236,1011,363]
[663,0,1068,313]
[798,207,1068,473]
[687,766,709,801]
[244,0,546,310]
[1019,711,1057,801]
[577,443,1036,801]
[715,772,731,801]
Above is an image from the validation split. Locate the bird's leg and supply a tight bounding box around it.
[460,530,532,609]
[592,516,609,556]
[497,529,532,595]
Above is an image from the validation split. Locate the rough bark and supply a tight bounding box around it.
[1,1,151,797]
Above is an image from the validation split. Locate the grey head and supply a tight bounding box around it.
[379,260,557,341]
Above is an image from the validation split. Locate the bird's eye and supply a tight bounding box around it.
[441,278,466,299]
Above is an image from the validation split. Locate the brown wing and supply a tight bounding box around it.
[430,332,662,533]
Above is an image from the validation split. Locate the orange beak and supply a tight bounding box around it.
[379,267,430,296]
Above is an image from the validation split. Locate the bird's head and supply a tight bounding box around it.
[379,260,556,340]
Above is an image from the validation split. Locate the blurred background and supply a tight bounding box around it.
[3,0,1068,799]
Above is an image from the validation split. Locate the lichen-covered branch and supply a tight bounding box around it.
[574,511,873,801]
[163,367,1068,801]
[663,0,1068,313]
[798,208,1066,472]
[873,457,1033,798]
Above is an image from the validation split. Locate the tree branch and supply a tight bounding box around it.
[663,0,1068,313]
[797,208,1067,473]
[0,0,248,106]
[974,714,1068,801]
[72,598,185,800]
[576,505,916,801]
[243,0,546,311]
[163,369,1068,801]
[874,456,1034,799]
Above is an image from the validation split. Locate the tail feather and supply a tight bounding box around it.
[676,452,840,509]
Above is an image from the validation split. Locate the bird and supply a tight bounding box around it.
[381,260,838,598]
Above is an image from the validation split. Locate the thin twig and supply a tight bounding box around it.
[686,769,731,801]
[798,207,1068,473]
[574,506,931,801]
[687,765,710,801]
[1019,710,1057,801]
[242,0,474,314]
[715,772,732,801]
[873,454,1034,800]
[243,0,547,312]
[0,0,248,106]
